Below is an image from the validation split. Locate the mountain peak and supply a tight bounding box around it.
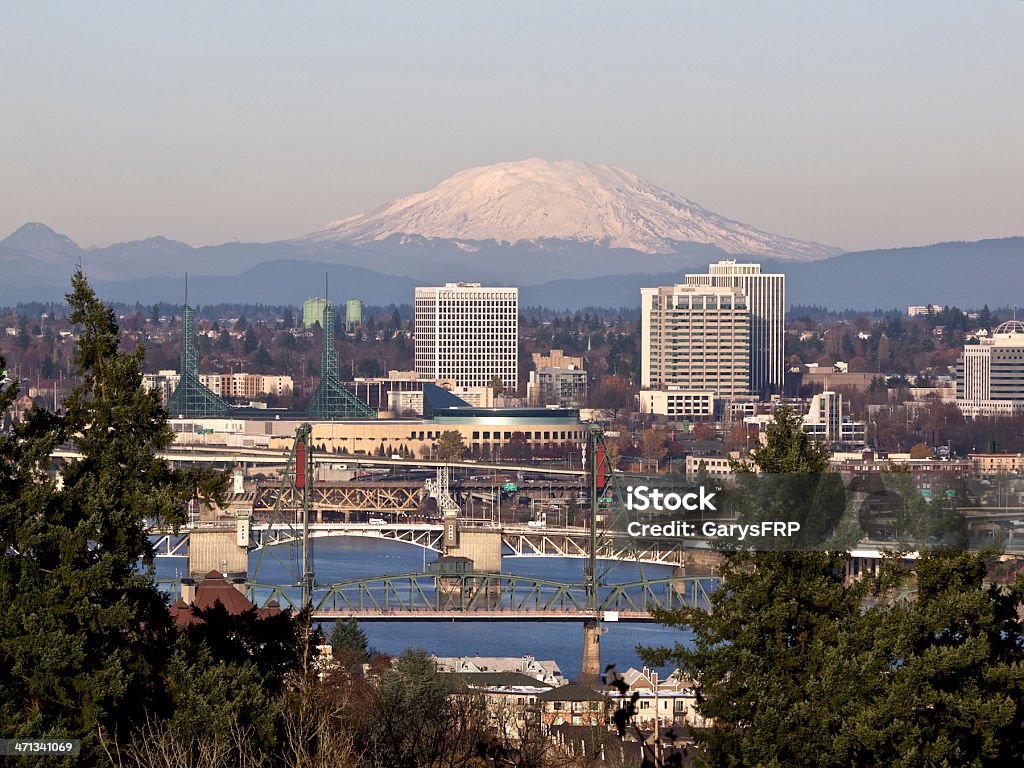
[1,222,82,259]
[305,159,840,260]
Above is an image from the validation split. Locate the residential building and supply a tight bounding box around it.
[685,260,785,395]
[537,683,606,728]
[528,352,588,407]
[443,672,553,738]
[908,304,942,317]
[143,371,293,406]
[957,321,1024,418]
[605,668,704,728]
[415,283,518,390]
[142,369,181,406]
[969,453,1024,476]
[641,284,750,397]
[801,391,866,449]
[169,570,282,629]
[639,389,715,420]
[203,373,294,400]
[435,655,565,687]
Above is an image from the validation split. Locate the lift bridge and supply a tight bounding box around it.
[155,424,719,623]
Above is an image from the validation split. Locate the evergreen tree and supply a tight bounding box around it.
[643,404,1024,766]
[641,404,868,766]
[0,271,226,763]
[329,617,369,659]
[364,650,452,768]
[242,327,258,353]
[836,550,1024,765]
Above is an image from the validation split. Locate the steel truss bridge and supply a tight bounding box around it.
[249,479,582,516]
[150,521,694,567]
[252,483,423,516]
[255,573,718,622]
[148,424,716,621]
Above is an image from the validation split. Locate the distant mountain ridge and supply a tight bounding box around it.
[304,159,841,261]
[1,163,1022,311]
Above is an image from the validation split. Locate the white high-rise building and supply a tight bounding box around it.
[685,261,785,396]
[641,284,751,397]
[415,283,519,391]
[957,321,1024,418]
[802,391,866,448]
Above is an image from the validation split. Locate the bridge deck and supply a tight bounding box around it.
[310,610,654,622]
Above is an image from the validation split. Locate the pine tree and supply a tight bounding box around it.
[641,404,868,766]
[329,617,369,659]
[642,403,1024,766]
[0,271,226,762]
[835,550,1024,765]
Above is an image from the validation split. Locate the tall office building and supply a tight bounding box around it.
[957,321,1024,418]
[685,261,785,396]
[415,283,519,390]
[641,285,750,397]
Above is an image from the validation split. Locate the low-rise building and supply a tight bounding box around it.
[435,655,565,687]
[685,453,740,482]
[528,350,588,408]
[639,389,715,420]
[969,453,1024,476]
[144,370,293,406]
[606,668,704,728]
[537,683,607,728]
[444,671,553,738]
[170,405,587,458]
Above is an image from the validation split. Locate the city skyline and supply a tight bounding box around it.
[3,2,1022,252]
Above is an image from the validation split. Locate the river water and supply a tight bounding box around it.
[154,537,695,679]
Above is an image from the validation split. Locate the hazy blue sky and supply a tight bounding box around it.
[2,1,1021,251]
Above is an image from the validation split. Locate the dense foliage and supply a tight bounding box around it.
[641,405,1024,766]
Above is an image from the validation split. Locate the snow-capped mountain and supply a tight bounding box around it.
[305,159,841,261]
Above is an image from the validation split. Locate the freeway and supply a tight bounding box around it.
[54,444,586,476]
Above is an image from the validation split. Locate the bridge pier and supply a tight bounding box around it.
[581,620,602,687]
[672,564,686,595]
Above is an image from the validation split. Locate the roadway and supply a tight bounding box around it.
[54,444,587,476]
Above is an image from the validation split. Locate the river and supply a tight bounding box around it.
[154,537,695,679]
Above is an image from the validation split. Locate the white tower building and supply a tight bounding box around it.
[957,320,1024,418]
[641,284,751,397]
[415,283,519,391]
[685,261,785,396]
